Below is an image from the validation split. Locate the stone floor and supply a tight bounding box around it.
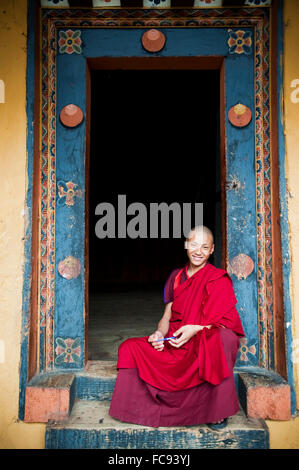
[88,287,164,361]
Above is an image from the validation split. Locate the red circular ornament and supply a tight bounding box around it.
[58,256,81,280]
[60,104,84,127]
[142,29,166,53]
[228,253,254,280]
[228,103,252,128]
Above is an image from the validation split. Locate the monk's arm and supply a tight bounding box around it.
[157,302,172,336]
[148,302,173,351]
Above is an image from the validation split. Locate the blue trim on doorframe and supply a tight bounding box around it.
[277,0,296,416]
[18,0,36,421]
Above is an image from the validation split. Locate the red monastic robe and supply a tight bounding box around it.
[117,263,245,392]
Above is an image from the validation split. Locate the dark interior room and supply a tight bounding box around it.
[88,68,221,360]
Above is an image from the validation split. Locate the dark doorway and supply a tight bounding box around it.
[88,68,220,360]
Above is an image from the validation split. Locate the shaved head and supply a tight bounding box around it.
[186,225,214,244]
[185,225,215,270]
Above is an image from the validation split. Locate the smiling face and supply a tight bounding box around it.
[185,227,214,271]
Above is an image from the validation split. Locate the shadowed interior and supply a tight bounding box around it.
[88,69,220,360]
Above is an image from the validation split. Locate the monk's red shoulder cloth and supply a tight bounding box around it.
[171,263,245,385]
[117,263,245,391]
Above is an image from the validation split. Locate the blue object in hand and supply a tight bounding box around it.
[156,336,176,342]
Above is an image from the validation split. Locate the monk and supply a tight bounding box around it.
[109,226,245,429]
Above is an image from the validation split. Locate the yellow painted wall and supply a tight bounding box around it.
[0,0,298,450]
[0,0,45,448]
[283,0,299,402]
[265,0,299,450]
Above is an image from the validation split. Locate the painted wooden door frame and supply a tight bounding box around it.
[20,1,296,418]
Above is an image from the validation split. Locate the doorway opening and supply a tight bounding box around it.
[87,65,221,361]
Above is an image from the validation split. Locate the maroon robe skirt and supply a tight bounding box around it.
[109,327,240,428]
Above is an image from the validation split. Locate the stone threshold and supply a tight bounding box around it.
[24,362,291,423]
[45,400,269,449]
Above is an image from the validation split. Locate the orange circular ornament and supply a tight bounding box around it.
[142,29,166,53]
[60,104,84,127]
[58,256,81,280]
[228,103,252,128]
[228,253,254,280]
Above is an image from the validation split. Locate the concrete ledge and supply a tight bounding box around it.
[238,370,291,421]
[24,373,76,423]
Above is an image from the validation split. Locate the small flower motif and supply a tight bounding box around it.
[43,0,66,4]
[239,337,257,361]
[57,180,82,206]
[194,0,223,5]
[55,337,81,365]
[244,0,271,5]
[149,0,167,4]
[92,0,121,5]
[228,30,252,55]
[58,30,82,55]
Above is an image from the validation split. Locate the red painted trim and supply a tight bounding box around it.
[87,56,223,71]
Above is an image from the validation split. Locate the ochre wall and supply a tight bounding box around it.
[265,0,299,449]
[283,0,299,402]
[0,0,45,448]
[0,0,298,449]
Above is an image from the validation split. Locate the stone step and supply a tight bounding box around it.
[24,361,116,422]
[25,362,291,425]
[75,360,116,401]
[24,373,76,423]
[236,366,291,420]
[45,399,269,449]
